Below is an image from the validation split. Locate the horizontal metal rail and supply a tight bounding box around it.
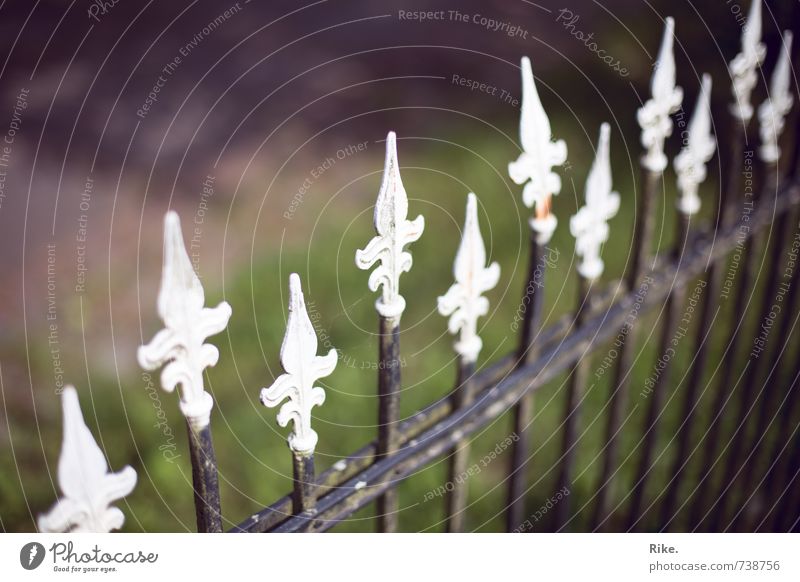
[234,181,799,533]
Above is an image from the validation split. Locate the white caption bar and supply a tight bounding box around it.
[1,533,797,581]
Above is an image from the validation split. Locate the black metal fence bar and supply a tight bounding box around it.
[592,165,660,531]
[375,318,402,532]
[744,213,800,529]
[628,211,691,530]
[187,424,223,533]
[242,177,798,532]
[706,175,772,532]
[292,452,317,515]
[553,276,592,530]
[234,290,622,532]
[766,282,800,530]
[507,234,546,531]
[686,115,748,530]
[726,163,788,530]
[444,359,477,532]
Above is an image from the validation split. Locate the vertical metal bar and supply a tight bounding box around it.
[626,211,689,530]
[658,214,712,529]
[592,167,659,530]
[444,359,477,532]
[187,423,222,533]
[706,167,767,532]
[517,235,546,364]
[554,275,591,530]
[292,452,317,515]
[376,316,401,532]
[506,235,545,531]
[686,121,745,530]
[734,77,800,526]
[766,296,800,530]
[728,165,787,529]
[775,416,800,532]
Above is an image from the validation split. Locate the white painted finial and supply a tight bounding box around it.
[570,124,620,280]
[437,193,501,362]
[729,0,765,121]
[38,386,137,533]
[675,74,717,216]
[758,31,794,163]
[509,56,568,243]
[138,211,232,430]
[355,132,425,322]
[260,274,336,455]
[638,17,684,173]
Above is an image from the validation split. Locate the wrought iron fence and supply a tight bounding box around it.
[37,1,800,533]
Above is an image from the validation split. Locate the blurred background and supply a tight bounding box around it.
[0,0,796,532]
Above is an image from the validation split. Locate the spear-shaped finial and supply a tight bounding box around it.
[509,56,568,243]
[260,274,336,455]
[138,211,232,430]
[638,17,684,173]
[38,386,137,533]
[675,74,717,215]
[355,132,425,323]
[729,0,765,121]
[570,123,620,280]
[437,193,501,362]
[758,31,794,163]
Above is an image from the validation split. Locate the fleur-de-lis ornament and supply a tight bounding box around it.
[729,0,765,122]
[508,56,568,243]
[437,193,501,363]
[261,273,336,455]
[138,211,232,430]
[638,17,683,173]
[758,31,793,163]
[570,123,620,280]
[355,131,425,322]
[675,74,717,216]
[38,386,137,533]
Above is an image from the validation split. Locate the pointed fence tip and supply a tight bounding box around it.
[139,209,232,429]
[675,73,716,215]
[38,384,137,533]
[355,130,424,321]
[438,192,500,362]
[261,273,335,455]
[757,28,794,163]
[570,123,619,280]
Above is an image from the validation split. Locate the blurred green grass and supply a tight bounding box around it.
[2,119,796,533]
